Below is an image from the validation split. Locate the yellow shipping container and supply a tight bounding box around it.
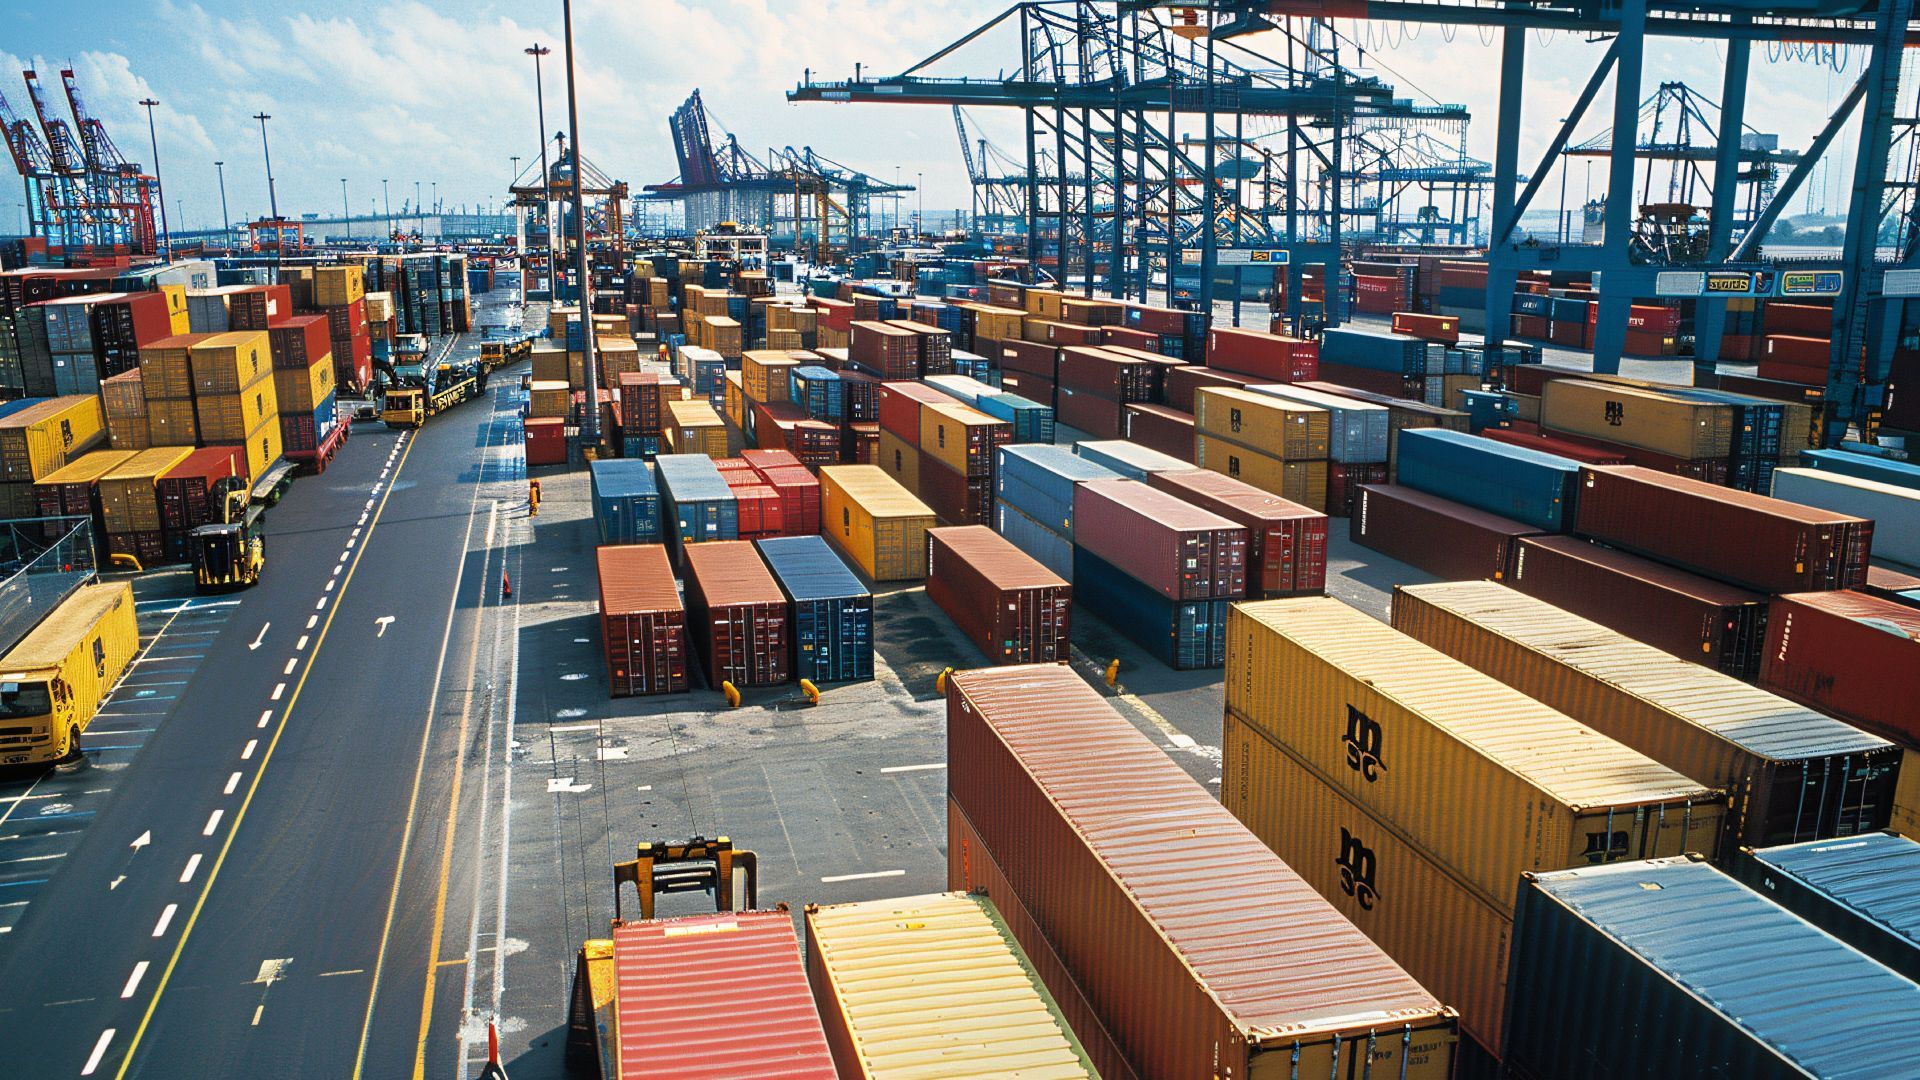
[547,305,578,339]
[314,265,365,307]
[1222,713,1513,1054]
[665,399,728,459]
[967,305,1026,344]
[820,465,936,581]
[1896,752,1920,839]
[208,413,283,480]
[0,395,108,482]
[919,402,1002,477]
[33,450,134,505]
[0,582,138,766]
[530,347,569,384]
[1020,318,1065,345]
[1225,598,1727,910]
[272,357,336,415]
[188,330,271,395]
[706,316,743,360]
[741,350,798,404]
[137,335,208,399]
[529,380,571,420]
[159,284,189,334]
[1194,386,1331,460]
[804,892,1099,1079]
[145,398,197,447]
[597,338,640,388]
[723,371,747,430]
[766,327,803,350]
[1023,289,1065,320]
[1193,434,1327,509]
[876,429,920,493]
[1539,379,1734,460]
[193,371,277,444]
[364,290,394,324]
[98,447,193,534]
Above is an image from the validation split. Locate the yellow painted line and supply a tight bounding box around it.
[434,958,467,969]
[112,433,418,1080]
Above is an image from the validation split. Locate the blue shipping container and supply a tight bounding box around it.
[1454,389,1518,432]
[1505,855,1920,1080]
[653,454,738,561]
[1319,327,1429,376]
[1395,428,1579,532]
[790,365,845,422]
[1799,448,1920,491]
[756,536,874,683]
[977,393,1055,445]
[1073,439,1190,480]
[995,445,1119,536]
[589,459,662,545]
[1734,831,1920,983]
[994,499,1075,582]
[1549,296,1591,324]
[1073,547,1228,669]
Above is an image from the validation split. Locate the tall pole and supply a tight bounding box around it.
[917,171,923,238]
[562,0,599,448]
[382,178,391,243]
[215,160,230,244]
[341,178,349,240]
[527,44,554,295]
[253,112,278,220]
[138,98,170,259]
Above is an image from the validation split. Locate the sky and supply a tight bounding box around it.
[0,0,1877,235]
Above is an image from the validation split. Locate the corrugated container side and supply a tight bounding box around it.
[756,536,872,683]
[992,499,1074,581]
[1072,478,1247,600]
[1731,832,1920,983]
[1073,548,1229,669]
[1761,590,1920,745]
[1540,380,1735,460]
[1147,468,1327,597]
[682,541,790,688]
[1396,428,1578,532]
[819,465,937,581]
[595,544,687,696]
[1769,467,1920,569]
[926,526,1071,663]
[1351,484,1540,582]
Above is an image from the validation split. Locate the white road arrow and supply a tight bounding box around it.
[130,831,151,853]
[248,624,270,651]
[375,616,394,638]
[110,831,153,889]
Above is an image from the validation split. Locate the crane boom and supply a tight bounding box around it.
[22,70,80,175]
[0,84,54,178]
[953,106,981,184]
[62,69,129,172]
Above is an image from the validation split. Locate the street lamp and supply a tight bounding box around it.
[214,160,231,243]
[137,97,170,258]
[341,178,349,240]
[252,112,278,220]
[526,43,554,293]
[917,170,923,238]
[382,178,391,242]
[560,0,599,445]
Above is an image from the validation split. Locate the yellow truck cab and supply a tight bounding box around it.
[383,387,426,429]
[0,582,139,766]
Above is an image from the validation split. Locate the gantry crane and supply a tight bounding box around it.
[0,70,157,254]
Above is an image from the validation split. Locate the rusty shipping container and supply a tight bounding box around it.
[1573,465,1873,593]
[1540,379,1735,460]
[1762,590,1920,745]
[682,541,790,688]
[947,664,1459,1080]
[1352,483,1541,582]
[1508,534,1771,678]
[1226,598,1727,910]
[1392,581,1899,852]
[1222,712,1515,1055]
[596,544,688,697]
[1072,478,1247,600]
[925,526,1071,663]
[1147,468,1327,597]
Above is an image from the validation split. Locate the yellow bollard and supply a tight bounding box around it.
[935,666,955,695]
[721,681,741,708]
[109,553,143,574]
[1105,659,1121,687]
[798,679,820,706]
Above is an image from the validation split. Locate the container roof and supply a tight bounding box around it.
[1749,832,1920,946]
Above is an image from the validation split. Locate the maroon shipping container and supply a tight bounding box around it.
[1864,563,1920,606]
[875,381,948,446]
[1508,534,1770,678]
[1121,403,1195,463]
[1314,359,1422,399]
[682,541,790,688]
[1038,320,1103,347]
[268,315,332,371]
[946,665,1458,1080]
[1762,591,1920,744]
[1073,478,1247,600]
[1056,386,1125,438]
[226,284,292,331]
[1391,311,1460,344]
[1505,364,1587,397]
[1205,327,1318,382]
[885,319,953,376]
[1102,345,1187,402]
[1352,484,1542,582]
[926,526,1071,663]
[1123,302,1188,335]
[1100,325,1160,352]
[597,545,688,697]
[1763,302,1833,336]
[1058,347,1154,403]
[1147,468,1326,597]
[842,422,879,466]
[156,447,250,536]
[1326,461,1388,517]
[617,371,664,436]
[849,320,919,379]
[526,417,568,466]
[1164,364,1259,413]
[916,447,992,525]
[999,338,1058,379]
[1060,297,1125,326]
[752,401,838,468]
[1480,427,1629,465]
[107,529,166,567]
[1574,465,1873,593]
[1763,335,1829,366]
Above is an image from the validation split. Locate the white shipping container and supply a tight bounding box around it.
[1771,467,1920,569]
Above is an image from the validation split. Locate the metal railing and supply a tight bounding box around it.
[0,516,96,659]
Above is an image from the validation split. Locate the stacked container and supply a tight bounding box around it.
[653,454,738,564]
[756,536,873,683]
[0,395,109,518]
[1248,383,1390,515]
[992,444,1120,581]
[98,447,193,565]
[1762,590,1919,745]
[926,526,1071,663]
[1204,326,1319,382]
[1351,483,1541,581]
[596,544,687,697]
[1770,467,1920,568]
[682,542,790,688]
[588,459,661,545]
[1071,439,1189,480]
[1072,479,1245,668]
[188,331,282,479]
[1148,468,1327,597]
[1054,346,1154,437]
[1396,428,1580,532]
[665,398,727,458]
[1192,387,1332,510]
[819,465,936,581]
[1732,831,1920,981]
[156,447,248,561]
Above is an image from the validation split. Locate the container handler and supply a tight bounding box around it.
[382,359,486,429]
[0,581,139,766]
[190,487,265,592]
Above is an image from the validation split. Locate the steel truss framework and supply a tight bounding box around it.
[0,69,158,254]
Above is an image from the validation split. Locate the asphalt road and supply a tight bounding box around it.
[0,345,529,1078]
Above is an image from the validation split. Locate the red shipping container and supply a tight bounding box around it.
[1763,302,1832,336]
[1510,534,1769,678]
[752,401,837,468]
[875,381,947,446]
[1037,320,1103,346]
[741,448,802,471]
[1315,360,1420,399]
[1764,335,1829,366]
[682,541,790,688]
[1121,403,1196,462]
[1757,360,1828,387]
[617,371,664,436]
[268,315,331,371]
[1480,427,1629,465]
[597,544,688,697]
[729,484,785,538]
[1073,478,1247,600]
[1548,320,1592,349]
[1626,304,1681,334]
[1164,364,1259,413]
[1325,461,1387,517]
[1056,386,1125,438]
[1123,302,1189,335]
[1205,327,1318,382]
[999,338,1058,379]
[842,422,879,466]
[808,296,853,332]
[1100,325,1160,352]
[1719,334,1754,362]
[1391,311,1461,344]
[916,447,992,525]
[1762,591,1920,744]
[757,465,821,535]
[1060,297,1125,326]
[1058,346,1154,402]
[849,320,919,379]
[1511,314,1550,339]
[1147,468,1326,597]
[526,417,568,466]
[226,284,293,330]
[926,525,1072,663]
[1574,465,1873,593]
[1622,330,1676,356]
[1351,483,1542,581]
[945,665,1458,1080]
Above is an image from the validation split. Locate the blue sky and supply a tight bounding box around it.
[0,1,1872,234]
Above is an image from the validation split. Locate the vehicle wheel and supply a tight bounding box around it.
[60,725,83,768]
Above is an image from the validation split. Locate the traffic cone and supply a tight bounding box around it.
[502,570,512,599]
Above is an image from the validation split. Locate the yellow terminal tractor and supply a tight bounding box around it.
[0,582,139,766]
[190,486,266,591]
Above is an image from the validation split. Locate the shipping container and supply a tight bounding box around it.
[1503,855,1920,1080]
[682,541,790,688]
[1118,403,1195,462]
[665,398,728,458]
[32,449,132,519]
[913,444,993,525]
[1193,387,1331,462]
[993,444,1119,537]
[0,582,138,766]
[598,910,836,1080]
[1771,467,1920,569]
[1164,364,1259,413]
[1073,478,1247,600]
[1762,590,1920,745]
[755,536,873,683]
[1799,447,1920,491]
[992,498,1074,581]
[1574,465,1873,593]
[946,664,1458,1080]
[919,401,1007,479]
[1351,483,1539,582]
[1204,326,1319,382]
[1319,326,1428,374]
[98,447,193,536]
[1147,468,1326,597]
[804,892,1098,1080]
[653,454,739,563]
[1191,434,1327,509]
[595,544,687,697]
[588,459,661,545]
[1396,429,1579,532]
[1392,581,1899,853]
[926,526,1071,663]
[1072,547,1230,669]
[1222,712,1513,1054]
[819,465,936,581]
[1733,831,1920,982]
[0,395,107,482]
[1071,439,1190,480]
[1541,380,1735,460]
[875,380,948,445]
[1509,534,1770,678]
[1226,599,1727,909]
[1248,383,1390,463]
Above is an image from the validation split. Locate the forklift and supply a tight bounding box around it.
[190,486,266,591]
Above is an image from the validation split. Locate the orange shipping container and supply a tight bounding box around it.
[187,331,272,395]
